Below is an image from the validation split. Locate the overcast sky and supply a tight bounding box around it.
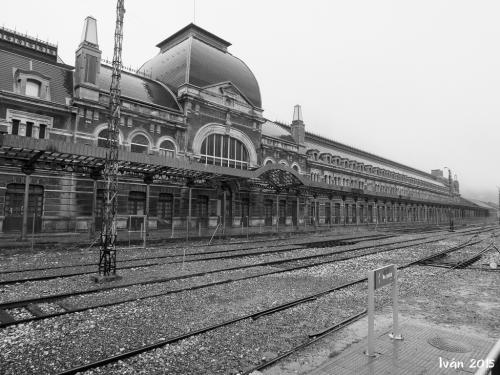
[3,0,499,202]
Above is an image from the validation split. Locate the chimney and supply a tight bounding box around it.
[74,16,101,100]
[291,104,305,145]
[431,169,444,178]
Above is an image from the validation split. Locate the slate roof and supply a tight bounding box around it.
[261,121,295,143]
[99,65,181,111]
[304,140,443,186]
[140,25,262,108]
[261,119,444,187]
[0,49,73,105]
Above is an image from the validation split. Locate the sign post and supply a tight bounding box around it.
[365,264,402,357]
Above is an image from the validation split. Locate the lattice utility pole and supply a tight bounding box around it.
[99,0,125,277]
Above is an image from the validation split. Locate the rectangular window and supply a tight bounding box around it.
[127,118,133,127]
[26,122,33,137]
[85,109,92,120]
[85,55,97,84]
[39,124,47,139]
[11,119,20,135]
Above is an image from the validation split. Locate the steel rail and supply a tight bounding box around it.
[243,237,497,375]
[0,225,489,285]
[0,232,392,276]
[54,233,489,375]
[0,230,489,329]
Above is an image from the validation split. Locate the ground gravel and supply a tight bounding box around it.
[0,232,489,375]
[0,232,467,303]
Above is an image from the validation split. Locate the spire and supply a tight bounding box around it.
[75,16,101,94]
[293,104,303,122]
[291,104,305,145]
[80,16,98,47]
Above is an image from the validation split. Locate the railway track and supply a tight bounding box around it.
[0,228,490,329]
[0,226,487,285]
[0,232,390,279]
[421,236,498,270]
[52,231,493,375]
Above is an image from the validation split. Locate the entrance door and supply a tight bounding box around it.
[157,193,173,229]
[219,188,232,229]
[264,199,273,226]
[334,203,341,224]
[292,198,298,226]
[4,184,43,233]
[241,198,249,226]
[325,202,331,224]
[279,200,286,225]
[198,195,209,228]
[128,191,146,230]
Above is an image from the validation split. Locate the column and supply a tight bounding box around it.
[21,174,31,240]
[187,186,192,240]
[276,192,279,232]
[296,196,300,229]
[32,124,40,139]
[91,178,98,234]
[330,197,334,226]
[341,197,346,225]
[223,190,227,228]
[355,199,359,226]
[19,120,27,136]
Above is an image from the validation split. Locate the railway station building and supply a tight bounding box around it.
[0,18,489,238]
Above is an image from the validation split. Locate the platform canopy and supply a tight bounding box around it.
[0,134,475,208]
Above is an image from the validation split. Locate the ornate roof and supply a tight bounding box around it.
[140,24,262,108]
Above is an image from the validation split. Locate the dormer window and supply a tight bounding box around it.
[26,79,41,97]
[13,69,51,100]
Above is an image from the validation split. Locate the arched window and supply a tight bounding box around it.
[266,160,274,165]
[26,79,41,97]
[97,129,119,148]
[130,134,150,154]
[200,133,249,169]
[292,164,299,172]
[159,140,175,158]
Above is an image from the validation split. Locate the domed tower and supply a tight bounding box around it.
[140,24,264,166]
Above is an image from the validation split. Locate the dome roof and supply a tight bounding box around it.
[140,24,262,108]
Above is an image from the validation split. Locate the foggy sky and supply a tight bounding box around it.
[3,0,499,202]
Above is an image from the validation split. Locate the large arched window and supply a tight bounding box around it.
[130,134,150,154]
[200,133,249,169]
[159,140,175,158]
[97,129,120,148]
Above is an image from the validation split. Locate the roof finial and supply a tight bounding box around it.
[80,16,98,47]
[293,104,303,122]
[193,0,196,24]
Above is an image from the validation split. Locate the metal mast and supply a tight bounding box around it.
[99,0,125,276]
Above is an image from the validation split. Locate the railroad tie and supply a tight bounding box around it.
[0,309,15,324]
[25,303,45,317]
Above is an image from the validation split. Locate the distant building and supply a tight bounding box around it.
[0,19,488,236]
[468,200,499,220]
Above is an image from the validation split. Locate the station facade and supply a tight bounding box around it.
[0,19,489,236]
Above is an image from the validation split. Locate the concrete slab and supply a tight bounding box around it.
[308,322,495,375]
